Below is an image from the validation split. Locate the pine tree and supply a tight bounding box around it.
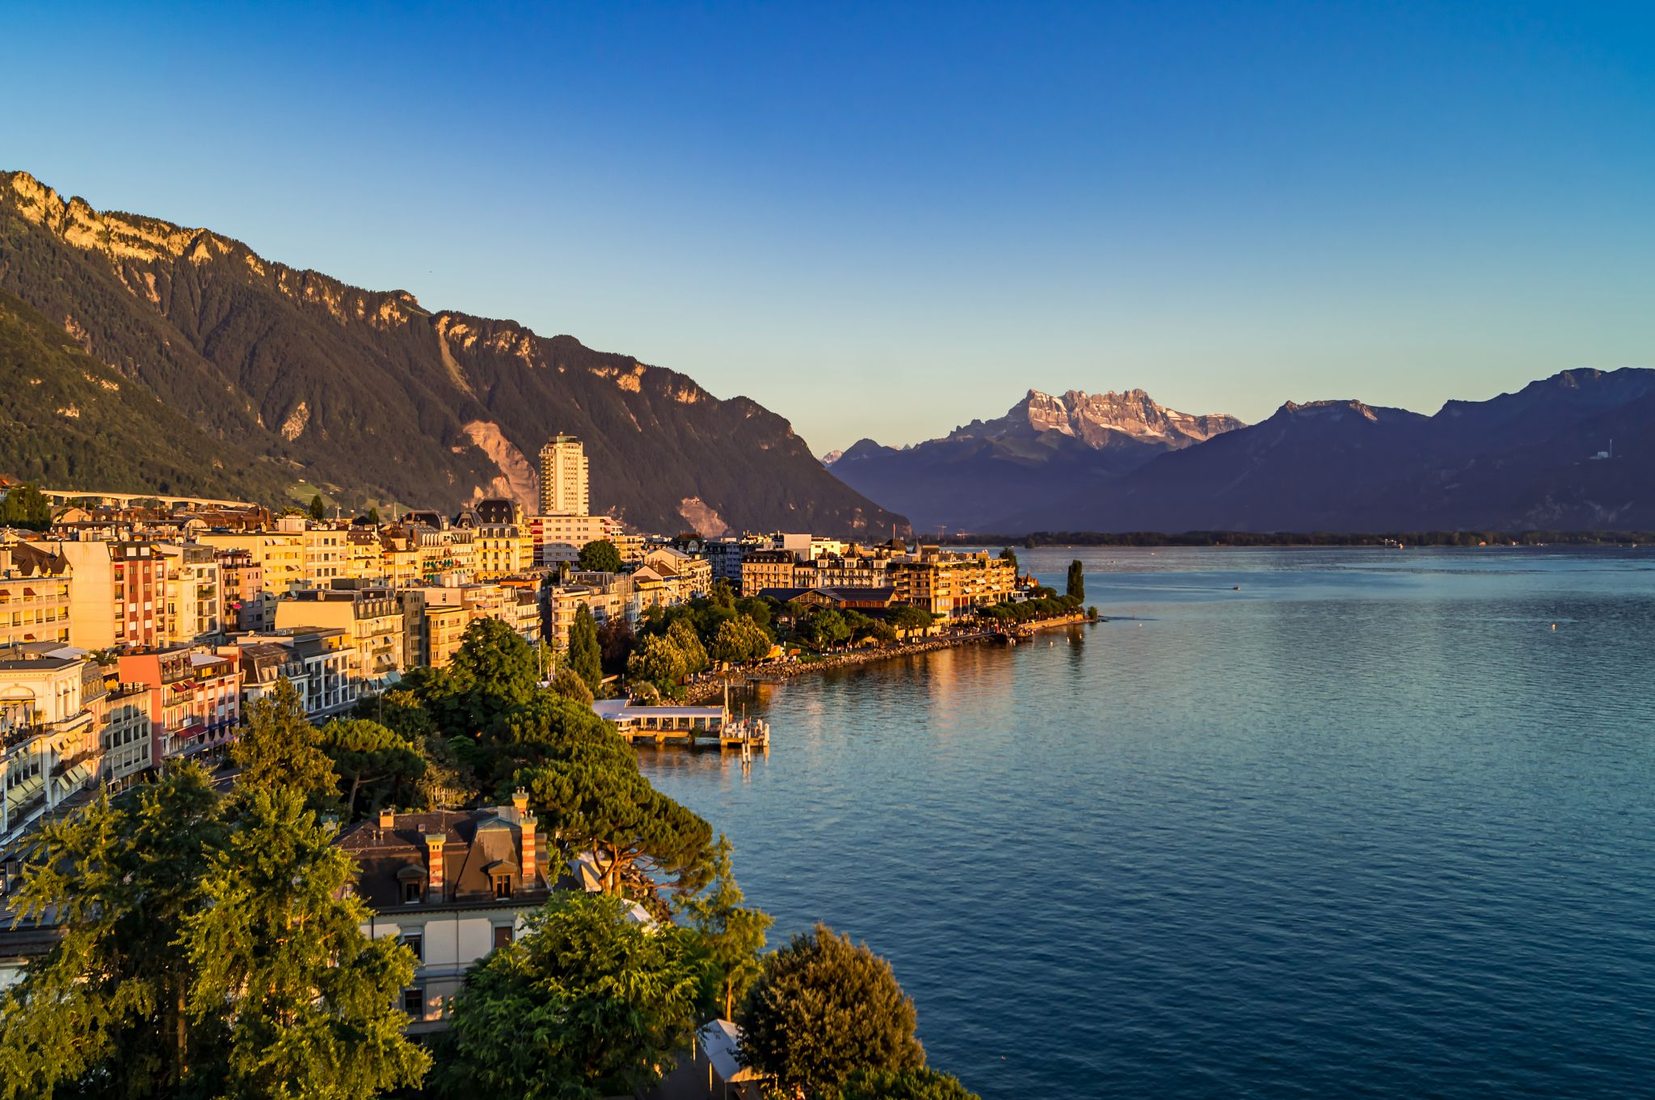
[185,786,429,1099]
[308,493,326,520]
[1066,559,1085,602]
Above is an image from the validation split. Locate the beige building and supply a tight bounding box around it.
[537,434,589,516]
[473,524,534,580]
[0,543,71,648]
[158,543,223,644]
[401,583,539,669]
[890,548,1017,617]
[531,513,622,566]
[275,587,405,691]
[195,531,305,622]
[0,647,105,843]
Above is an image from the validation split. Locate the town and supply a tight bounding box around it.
[0,434,1087,1099]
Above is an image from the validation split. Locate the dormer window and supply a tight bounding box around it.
[492,872,514,899]
[395,864,427,904]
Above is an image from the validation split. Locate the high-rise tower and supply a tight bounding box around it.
[538,434,589,515]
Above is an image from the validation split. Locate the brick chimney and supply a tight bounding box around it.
[520,811,537,888]
[424,832,446,901]
[512,786,529,815]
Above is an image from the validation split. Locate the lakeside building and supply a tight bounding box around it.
[338,792,554,1031]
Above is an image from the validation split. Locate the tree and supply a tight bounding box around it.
[737,923,924,1098]
[0,764,227,1098]
[997,547,1018,573]
[710,614,773,665]
[1066,559,1085,602]
[318,717,427,821]
[799,607,851,651]
[627,632,690,698]
[577,538,623,573]
[307,493,326,520]
[185,786,429,1098]
[548,664,595,704]
[666,617,708,675]
[516,710,713,895]
[439,893,701,1100]
[0,482,52,530]
[597,614,634,675]
[679,836,773,1020]
[360,506,382,525]
[840,1068,981,1099]
[232,677,337,810]
[422,618,540,740]
[567,604,603,693]
[886,604,935,635]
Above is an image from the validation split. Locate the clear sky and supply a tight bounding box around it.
[5,2,1653,453]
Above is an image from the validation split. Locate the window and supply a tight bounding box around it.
[493,874,513,900]
[400,933,423,962]
[402,879,423,904]
[492,925,513,950]
[402,987,424,1018]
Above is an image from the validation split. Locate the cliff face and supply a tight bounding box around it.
[0,170,903,536]
[828,388,1242,532]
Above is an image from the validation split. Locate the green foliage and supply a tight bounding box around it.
[0,764,227,1098]
[838,1067,981,1100]
[597,614,635,675]
[678,836,773,1020]
[440,893,702,1100]
[308,493,326,520]
[232,678,338,811]
[0,482,51,530]
[666,617,709,675]
[1066,559,1086,602]
[885,604,936,634]
[997,547,1018,572]
[797,607,852,651]
[319,717,427,821]
[737,923,924,1099]
[419,618,541,740]
[185,785,429,1099]
[710,614,774,664]
[978,593,1082,624]
[567,604,603,694]
[626,632,693,698]
[363,506,382,524]
[548,664,595,704]
[577,538,624,573]
[514,706,713,896]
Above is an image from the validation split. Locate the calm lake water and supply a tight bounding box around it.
[637,547,1655,1098]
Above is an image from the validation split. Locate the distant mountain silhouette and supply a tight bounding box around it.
[986,370,1655,533]
[827,388,1242,532]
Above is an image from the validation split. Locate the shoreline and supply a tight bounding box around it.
[678,612,1095,704]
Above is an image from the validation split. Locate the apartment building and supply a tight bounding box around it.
[0,646,106,843]
[157,543,223,643]
[0,544,71,648]
[117,646,241,764]
[537,434,590,516]
[275,586,405,691]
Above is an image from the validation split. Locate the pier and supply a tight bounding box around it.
[591,697,770,752]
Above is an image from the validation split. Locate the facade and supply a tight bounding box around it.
[537,434,589,516]
[472,523,534,580]
[740,550,798,597]
[97,680,153,788]
[0,543,71,648]
[889,549,1017,617]
[275,586,405,692]
[117,647,241,764]
[0,647,106,843]
[232,628,358,718]
[158,543,222,643]
[216,548,267,632]
[337,794,554,1031]
[793,554,889,591]
[531,513,622,566]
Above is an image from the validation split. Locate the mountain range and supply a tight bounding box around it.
[827,389,1243,531]
[831,372,1655,534]
[0,170,902,536]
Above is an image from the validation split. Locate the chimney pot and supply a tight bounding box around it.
[378,807,395,829]
[511,786,529,814]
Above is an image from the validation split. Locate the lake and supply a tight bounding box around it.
[637,547,1655,1098]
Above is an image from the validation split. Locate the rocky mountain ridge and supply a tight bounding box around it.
[0,170,903,536]
[827,388,1243,531]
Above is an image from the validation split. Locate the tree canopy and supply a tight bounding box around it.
[1066,559,1085,602]
[679,835,773,1020]
[737,923,925,1098]
[319,717,427,821]
[0,483,52,530]
[440,893,701,1100]
[232,677,338,811]
[567,603,603,694]
[577,538,624,573]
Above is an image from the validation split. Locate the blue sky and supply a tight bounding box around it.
[6,2,1653,452]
